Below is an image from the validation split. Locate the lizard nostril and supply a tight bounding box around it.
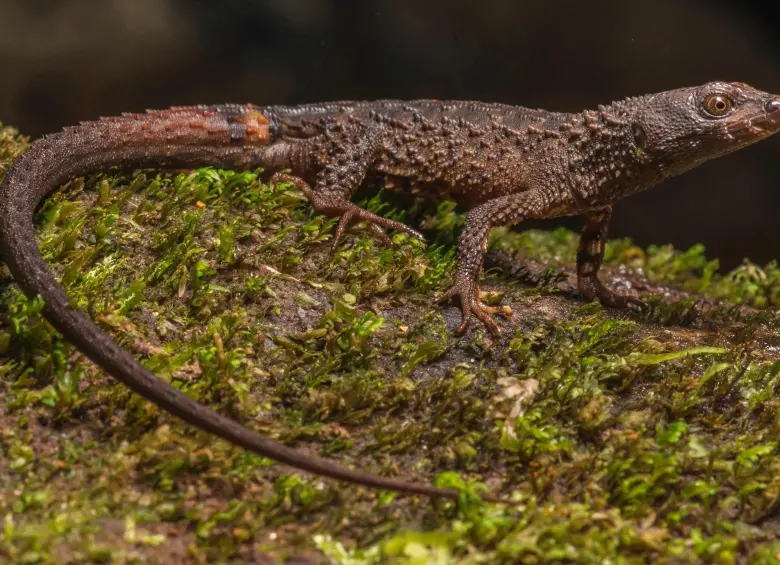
[766,99,780,113]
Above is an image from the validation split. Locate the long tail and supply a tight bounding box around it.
[0,105,477,501]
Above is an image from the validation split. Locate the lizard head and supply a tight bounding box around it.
[625,81,780,177]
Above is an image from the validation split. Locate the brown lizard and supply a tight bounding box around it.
[1,81,778,500]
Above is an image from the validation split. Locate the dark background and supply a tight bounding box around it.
[1,0,778,269]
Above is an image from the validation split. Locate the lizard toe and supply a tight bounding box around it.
[580,278,647,311]
[271,172,316,200]
[626,296,650,311]
[438,282,504,336]
[366,224,393,247]
[332,209,358,250]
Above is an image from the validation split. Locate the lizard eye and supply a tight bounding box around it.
[702,94,734,117]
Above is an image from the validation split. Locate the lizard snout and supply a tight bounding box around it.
[765,98,780,115]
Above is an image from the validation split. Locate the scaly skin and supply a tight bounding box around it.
[0,82,778,499]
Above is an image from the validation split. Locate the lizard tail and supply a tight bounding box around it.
[0,106,477,501]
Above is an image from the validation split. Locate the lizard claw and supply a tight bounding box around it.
[435,281,510,336]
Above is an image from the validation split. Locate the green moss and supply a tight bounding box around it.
[3,124,780,564]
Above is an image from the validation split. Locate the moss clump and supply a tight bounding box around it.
[3,124,780,564]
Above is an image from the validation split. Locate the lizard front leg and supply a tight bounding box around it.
[577,206,647,309]
[437,190,552,336]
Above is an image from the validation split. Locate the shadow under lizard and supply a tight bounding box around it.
[1,81,779,501]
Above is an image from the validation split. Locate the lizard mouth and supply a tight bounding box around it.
[724,96,780,137]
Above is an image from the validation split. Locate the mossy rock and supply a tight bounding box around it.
[3,122,780,564]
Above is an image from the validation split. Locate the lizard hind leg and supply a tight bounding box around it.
[271,172,424,249]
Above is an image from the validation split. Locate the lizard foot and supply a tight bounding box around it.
[271,172,425,249]
[435,281,511,336]
[579,277,648,310]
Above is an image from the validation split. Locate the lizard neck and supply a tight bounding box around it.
[562,100,664,208]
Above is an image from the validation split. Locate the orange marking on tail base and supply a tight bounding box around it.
[236,111,271,143]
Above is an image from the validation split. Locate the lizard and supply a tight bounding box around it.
[0,81,778,501]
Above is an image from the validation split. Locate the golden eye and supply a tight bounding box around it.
[703,94,733,117]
